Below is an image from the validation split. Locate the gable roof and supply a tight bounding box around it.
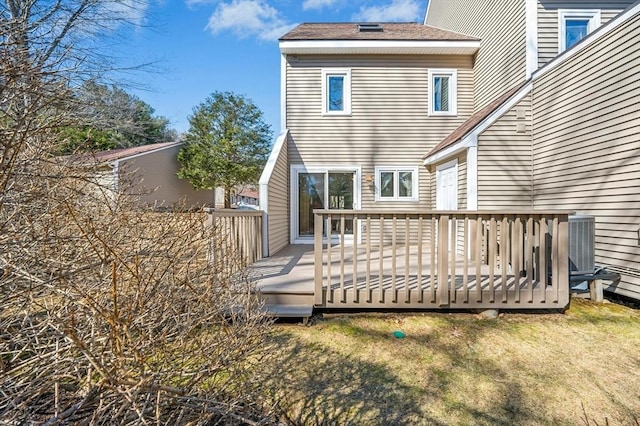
[93,142,180,163]
[280,23,478,41]
[279,23,480,55]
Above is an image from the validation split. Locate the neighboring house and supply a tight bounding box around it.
[260,1,640,300]
[231,188,259,208]
[93,142,215,209]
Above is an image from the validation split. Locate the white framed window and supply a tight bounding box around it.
[428,69,457,116]
[321,68,351,116]
[558,9,600,52]
[374,166,419,202]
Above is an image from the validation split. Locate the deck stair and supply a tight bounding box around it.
[263,304,313,325]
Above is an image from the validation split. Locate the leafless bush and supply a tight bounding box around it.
[0,156,276,424]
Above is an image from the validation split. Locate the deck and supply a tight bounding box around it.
[209,209,572,317]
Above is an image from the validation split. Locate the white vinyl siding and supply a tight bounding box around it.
[537,0,634,67]
[477,94,533,210]
[426,0,527,112]
[286,54,474,211]
[532,12,640,299]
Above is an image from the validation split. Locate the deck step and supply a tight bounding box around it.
[264,304,313,324]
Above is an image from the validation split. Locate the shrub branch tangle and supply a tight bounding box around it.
[1,1,275,423]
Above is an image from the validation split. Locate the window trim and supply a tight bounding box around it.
[558,9,601,53]
[321,68,352,116]
[428,69,457,116]
[374,166,419,202]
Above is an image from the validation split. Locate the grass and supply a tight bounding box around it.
[266,298,640,425]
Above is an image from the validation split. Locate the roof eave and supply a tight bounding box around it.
[279,40,480,55]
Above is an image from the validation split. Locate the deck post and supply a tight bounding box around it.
[557,215,570,307]
[314,211,324,306]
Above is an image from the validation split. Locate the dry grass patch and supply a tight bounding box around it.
[268,299,640,425]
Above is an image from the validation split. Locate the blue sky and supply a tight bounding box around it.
[118,0,428,136]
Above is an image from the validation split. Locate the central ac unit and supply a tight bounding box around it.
[568,215,595,275]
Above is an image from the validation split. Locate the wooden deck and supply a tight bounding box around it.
[249,242,565,311]
[213,209,572,315]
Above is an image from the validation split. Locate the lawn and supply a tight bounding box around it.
[267,298,640,425]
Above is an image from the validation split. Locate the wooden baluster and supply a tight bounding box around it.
[539,217,548,303]
[314,212,324,306]
[402,216,409,303]
[450,215,457,304]
[366,215,371,302]
[501,216,508,303]
[463,216,469,303]
[379,216,384,303]
[526,216,534,303]
[417,215,424,303]
[392,215,397,303]
[438,215,450,306]
[353,214,359,303]
[431,217,437,303]
[476,216,483,303]
[327,213,333,304]
[489,216,497,303]
[340,215,346,303]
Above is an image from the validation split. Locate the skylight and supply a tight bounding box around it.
[358,23,383,32]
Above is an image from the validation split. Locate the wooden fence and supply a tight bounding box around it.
[313,210,571,310]
[205,209,263,273]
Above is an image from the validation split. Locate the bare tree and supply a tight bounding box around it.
[0,1,276,423]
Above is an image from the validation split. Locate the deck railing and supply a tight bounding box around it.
[313,210,571,310]
[205,209,264,272]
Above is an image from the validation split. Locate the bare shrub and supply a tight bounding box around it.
[0,156,276,424]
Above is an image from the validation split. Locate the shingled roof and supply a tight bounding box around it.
[280,23,478,42]
[423,83,529,161]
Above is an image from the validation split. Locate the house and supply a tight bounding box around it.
[258,1,640,309]
[92,142,215,209]
[422,0,640,301]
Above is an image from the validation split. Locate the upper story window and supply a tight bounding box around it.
[428,69,457,116]
[375,166,419,202]
[322,68,351,116]
[558,9,601,52]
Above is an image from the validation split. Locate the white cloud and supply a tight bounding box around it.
[353,0,421,22]
[302,0,337,11]
[206,0,295,41]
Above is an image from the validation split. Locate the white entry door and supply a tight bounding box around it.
[436,160,458,251]
[436,160,458,210]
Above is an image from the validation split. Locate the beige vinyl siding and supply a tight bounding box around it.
[477,94,533,209]
[426,0,527,112]
[286,54,474,212]
[532,12,640,299]
[266,133,290,256]
[119,145,213,208]
[537,0,633,67]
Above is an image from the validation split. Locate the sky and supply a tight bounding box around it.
[115,0,429,137]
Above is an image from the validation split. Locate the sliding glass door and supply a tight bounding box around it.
[293,167,359,243]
